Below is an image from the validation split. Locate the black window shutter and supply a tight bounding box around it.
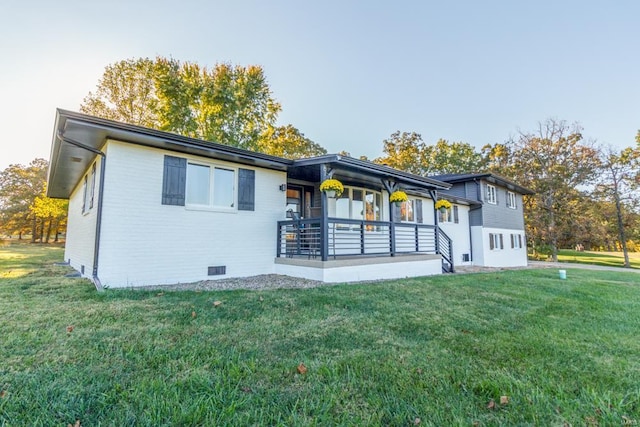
[453,205,459,223]
[499,234,504,249]
[416,200,423,224]
[489,233,494,250]
[518,234,523,248]
[510,234,514,248]
[162,155,186,206]
[238,168,255,211]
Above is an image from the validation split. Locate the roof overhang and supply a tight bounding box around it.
[435,173,534,195]
[47,109,293,198]
[290,155,451,193]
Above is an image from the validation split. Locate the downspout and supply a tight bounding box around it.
[57,131,106,291]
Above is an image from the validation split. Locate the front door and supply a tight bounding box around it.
[286,185,314,218]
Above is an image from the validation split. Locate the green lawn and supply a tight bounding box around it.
[556,249,640,269]
[1,244,639,426]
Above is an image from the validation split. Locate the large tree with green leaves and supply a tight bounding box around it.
[0,159,49,241]
[507,119,600,261]
[257,125,327,159]
[374,131,484,175]
[592,144,640,266]
[81,57,325,157]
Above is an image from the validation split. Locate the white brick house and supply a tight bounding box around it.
[48,110,532,288]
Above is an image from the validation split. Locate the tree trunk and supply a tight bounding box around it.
[54,220,59,243]
[614,192,631,268]
[39,219,44,243]
[30,216,37,243]
[45,216,53,243]
[549,206,558,262]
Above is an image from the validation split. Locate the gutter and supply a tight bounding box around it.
[56,130,106,291]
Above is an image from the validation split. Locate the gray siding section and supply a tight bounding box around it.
[469,207,483,226]
[441,184,466,199]
[481,182,524,229]
[465,181,479,200]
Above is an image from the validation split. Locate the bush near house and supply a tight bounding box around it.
[1,244,639,425]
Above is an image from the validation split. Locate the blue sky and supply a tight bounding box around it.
[1,0,639,171]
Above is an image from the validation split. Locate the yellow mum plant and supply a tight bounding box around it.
[435,199,452,211]
[389,190,408,203]
[319,179,344,197]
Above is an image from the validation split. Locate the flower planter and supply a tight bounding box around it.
[325,190,336,198]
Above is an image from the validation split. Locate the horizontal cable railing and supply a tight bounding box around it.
[277,218,439,259]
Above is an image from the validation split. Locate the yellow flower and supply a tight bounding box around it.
[435,199,452,210]
[389,190,408,203]
[319,179,344,196]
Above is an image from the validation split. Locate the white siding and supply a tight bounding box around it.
[64,158,101,279]
[97,140,287,287]
[472,226,528,267]
[438,204,472,266]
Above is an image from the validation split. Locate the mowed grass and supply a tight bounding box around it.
[1,244,639,426]
[557,249,640,269]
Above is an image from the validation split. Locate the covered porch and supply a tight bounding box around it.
[276,155,454,276]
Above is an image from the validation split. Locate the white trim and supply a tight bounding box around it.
[486,184,497,204]
[507,191,516,209]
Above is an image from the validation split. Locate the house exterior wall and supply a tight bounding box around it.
[96,140,287,287]
[64,157,101,279]
[438,204,472,266]
[479,181,525,229]
[471,226,527,267]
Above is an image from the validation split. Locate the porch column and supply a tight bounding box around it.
[320,165,329,261]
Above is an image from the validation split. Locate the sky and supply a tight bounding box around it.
[1,0,639,171]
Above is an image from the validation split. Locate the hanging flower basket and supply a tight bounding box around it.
[435,199,452,213]
[319,179,344,198]
[389,190,408,205]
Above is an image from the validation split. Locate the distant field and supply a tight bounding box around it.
[555,249,640,269]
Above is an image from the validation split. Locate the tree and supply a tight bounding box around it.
[81,57,282,151]
[507,119,600,261]
[422,139,484,174]
[374,132,484,176]
[593,145,640,267]
[30,184,68,243]
[374,131,428,175]
[0,159,49,241]
[257,125,326,159]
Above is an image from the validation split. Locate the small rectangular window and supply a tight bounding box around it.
[187,163,210,205]
[487,184,497,204]
[490,233,503,250]
[511,233,523,249]
[81,175,88,213]
[213,167,235,208]
[507,191,516,209]
[89,163,96,209]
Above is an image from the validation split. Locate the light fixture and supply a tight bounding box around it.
[279,184,287,192]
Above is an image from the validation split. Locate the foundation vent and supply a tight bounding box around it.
[462,254,470,262]
[208,266,226,276]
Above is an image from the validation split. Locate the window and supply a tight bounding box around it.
[438,205,459,224]
[511,233,523,249]
[487,184,497,204]
[399,200,415,222]
[335,186,381,221]
[489,233,504,250]
[507,191,516,209]
[186,162,235,208]
[81,164,96,214]
[89,163,96,209]
[81,176,88,213]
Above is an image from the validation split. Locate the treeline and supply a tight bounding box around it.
[0,159,67,243]
[373,120,640,266]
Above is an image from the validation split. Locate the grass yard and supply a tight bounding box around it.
[556,249,640,269]
[1,244,639,426]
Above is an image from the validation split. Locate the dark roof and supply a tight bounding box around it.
[48,109,451,198]
[48,109,293,198]
[292,155,450,191]
[432,173,534,195]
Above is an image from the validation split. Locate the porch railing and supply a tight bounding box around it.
[277,218,452,267]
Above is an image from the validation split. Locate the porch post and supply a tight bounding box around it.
[389,200,396,257]
[320,165,329,261]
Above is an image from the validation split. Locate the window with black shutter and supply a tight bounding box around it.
[162,155,186,206]
[237,168,255,211]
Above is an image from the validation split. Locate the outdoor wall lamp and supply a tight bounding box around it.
[279,184,287,191]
